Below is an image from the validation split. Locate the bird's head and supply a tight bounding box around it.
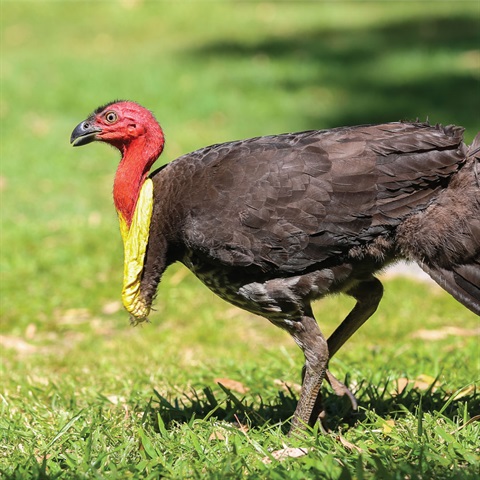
[71,100,165,229]
[70,100,164,156]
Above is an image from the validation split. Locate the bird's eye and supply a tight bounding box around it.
[105,111,118,124]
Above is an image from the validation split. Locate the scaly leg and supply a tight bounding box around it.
[284,310,330,435]
[314,277,384,419]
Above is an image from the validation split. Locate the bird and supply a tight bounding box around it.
[71,100,479,434]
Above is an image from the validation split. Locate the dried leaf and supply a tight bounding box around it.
[105,395,126,405]
[413,374,440,391]
[452,384,476,400]
[394,377,410,395]
[88,211,102,227]
[101,301,122,315]
[55,308,91,325]
[337,435,363,452]
[215,378,250,394]
[411,326,480,341]
[263,447,312,464]
[25,323,37,340]
[412,329,448,340]
[392,375,440,396]
[233,414,249,433]
[451,414,480,433]
[208,429,226,441]
[442,326,480,337]
[0,335,36,353]
[273,379,302,393]
[382,419,396,434]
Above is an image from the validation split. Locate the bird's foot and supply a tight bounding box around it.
[325,369,357,410]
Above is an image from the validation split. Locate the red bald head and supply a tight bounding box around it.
[71,100,165,226]
[71,100,165,155]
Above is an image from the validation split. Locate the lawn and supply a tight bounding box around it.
[1,1,479,479]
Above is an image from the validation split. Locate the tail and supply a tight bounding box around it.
[418,132,480,316]
[420,261,480,316]
[469,132,480,161]
[420,133,480,316]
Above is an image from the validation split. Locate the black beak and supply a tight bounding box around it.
[70,119,102,147]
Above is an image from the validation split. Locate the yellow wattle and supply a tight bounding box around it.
[117,178,154,324]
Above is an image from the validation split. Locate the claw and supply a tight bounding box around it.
[325,369,358,410]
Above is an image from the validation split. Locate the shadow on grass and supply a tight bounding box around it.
[150,383,297,434]
[148,378,479,434]
[338,378,480,430]
[188,15,480,135]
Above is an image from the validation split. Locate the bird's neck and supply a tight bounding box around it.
[113,133,164,228]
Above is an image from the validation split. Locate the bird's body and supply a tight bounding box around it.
[71,101,479,434]
[143,124,476,315]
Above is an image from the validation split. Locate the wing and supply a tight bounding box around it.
[167,122,466,273]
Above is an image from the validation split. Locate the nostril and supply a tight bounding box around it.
[83,121,90,129]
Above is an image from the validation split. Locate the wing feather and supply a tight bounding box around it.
[168,122,465,272]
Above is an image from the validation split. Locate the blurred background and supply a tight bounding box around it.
[2,1,478,334]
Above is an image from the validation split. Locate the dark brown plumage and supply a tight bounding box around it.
[71,101,479,434]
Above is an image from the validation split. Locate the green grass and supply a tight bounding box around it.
[1,1,479,478]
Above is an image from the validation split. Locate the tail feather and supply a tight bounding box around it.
[416,132,480,316]
[420,260,480,316]
[468,132,480,160]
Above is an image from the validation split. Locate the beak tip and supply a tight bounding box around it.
[70,120,101,147]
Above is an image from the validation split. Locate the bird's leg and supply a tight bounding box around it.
[328,276,384,358]
[300,366,357,432]
[283,310,330,435]
[310,276,384,421]
[324,370,357,409]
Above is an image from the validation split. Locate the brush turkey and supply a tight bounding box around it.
[71,101,480,433]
